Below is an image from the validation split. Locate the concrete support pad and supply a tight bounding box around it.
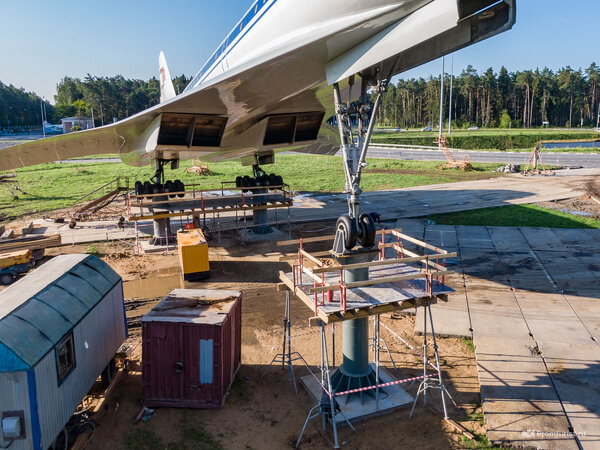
[239,226,286,243]
[300,364,413,424]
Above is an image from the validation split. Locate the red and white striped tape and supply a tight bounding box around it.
[333,373,434,397]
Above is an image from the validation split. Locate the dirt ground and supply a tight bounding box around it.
[40,225,488,450]
[537,194,600,219]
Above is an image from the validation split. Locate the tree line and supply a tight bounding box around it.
[2,63,599,130]
[0,81,53,130]
[377,63,600,129]
[52,74,191,126]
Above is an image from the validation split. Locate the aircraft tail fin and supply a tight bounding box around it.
[159,51,176,102]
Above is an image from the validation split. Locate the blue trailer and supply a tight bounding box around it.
[0,254,127,450]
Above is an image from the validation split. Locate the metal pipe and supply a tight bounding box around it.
[448,54,454,135]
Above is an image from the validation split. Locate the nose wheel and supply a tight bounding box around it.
[334,213,377,254]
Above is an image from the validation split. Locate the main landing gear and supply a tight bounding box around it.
[234,164,284,192]
[133,159,186,199]
[332,75,387,255]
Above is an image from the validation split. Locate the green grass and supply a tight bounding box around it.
[460,433,504,449]
[372,128,600,151]
[0,155,503,222]
[124,429,164,450]
[462,336,476,353]
[429,204,600,229]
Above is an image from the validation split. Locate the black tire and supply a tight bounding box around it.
[249,177,257,188]
[134,181,144,196]
[143,181,153,199]
[275,175,283,187]
[336,215,357,250]
[268,173,278,188]
[357,213,376,248]
[165,180,176,198]
[241,175,251,192]
[69,220,76,229]
[174,180,185,198]
[235,176,243,188]
[0,273,14,285]
[101,358,117,386]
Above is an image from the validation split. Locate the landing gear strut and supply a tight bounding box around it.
[332,76,387,254]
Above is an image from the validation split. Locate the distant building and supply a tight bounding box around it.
[61,116,93,133]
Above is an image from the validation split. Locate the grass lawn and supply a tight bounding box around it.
[429,204,600,229]
[0,154,503,222]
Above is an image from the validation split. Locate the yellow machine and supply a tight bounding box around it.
[0,249,32,269]
[177,228,210,281]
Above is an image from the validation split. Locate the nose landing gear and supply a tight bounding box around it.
[331,75,387,255]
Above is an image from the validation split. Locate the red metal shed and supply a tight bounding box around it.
[142,289,241,409]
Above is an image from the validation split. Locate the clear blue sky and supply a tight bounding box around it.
[0,0,598,103]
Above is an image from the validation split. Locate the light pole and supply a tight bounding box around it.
[95,98,104,127]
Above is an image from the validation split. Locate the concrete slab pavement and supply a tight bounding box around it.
[411,223,600,448]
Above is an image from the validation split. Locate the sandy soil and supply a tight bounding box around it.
[61,231,488,450]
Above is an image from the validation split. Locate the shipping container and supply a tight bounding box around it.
[142,289,241,409]
[0,254,126,450]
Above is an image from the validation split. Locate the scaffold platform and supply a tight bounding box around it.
[126,183,293,221]
[278,229,455,324]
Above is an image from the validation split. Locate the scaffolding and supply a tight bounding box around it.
[269,230,456,448]
[436,134,472,171]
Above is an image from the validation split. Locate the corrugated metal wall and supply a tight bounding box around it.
[0,371,31,450]
[34,283,126,449]
[143,296,241,409]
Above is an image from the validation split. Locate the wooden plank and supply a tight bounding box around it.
[278,234,336,246]
[309,269,453,293]
[311,252,457,274]
[277,229,393,247]
[299,249,324,267]
[390,230,447,253]
[0,234,60,252]
[308,296,438,325]
[396,246,449,272]
[279,250,331,262]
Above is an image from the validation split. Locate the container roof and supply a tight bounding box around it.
[0,254,121,372]
[142,289,240,325]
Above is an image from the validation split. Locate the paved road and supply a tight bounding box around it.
[366,146,600,168]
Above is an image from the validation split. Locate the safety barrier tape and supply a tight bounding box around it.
[333,373,434,397]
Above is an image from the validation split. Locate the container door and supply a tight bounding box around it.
[144,323,186,404]
[184,326,220,406]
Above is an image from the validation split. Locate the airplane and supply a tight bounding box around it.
[0,0,515,250]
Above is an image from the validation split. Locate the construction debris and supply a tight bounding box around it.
[493,163,520,173]
[184,159,211,176]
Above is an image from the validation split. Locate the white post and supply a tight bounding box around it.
[438,56,445,140]
[40,99,46,138]
[448,55,454,135]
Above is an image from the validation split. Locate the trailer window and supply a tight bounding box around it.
[56,334,76,384]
